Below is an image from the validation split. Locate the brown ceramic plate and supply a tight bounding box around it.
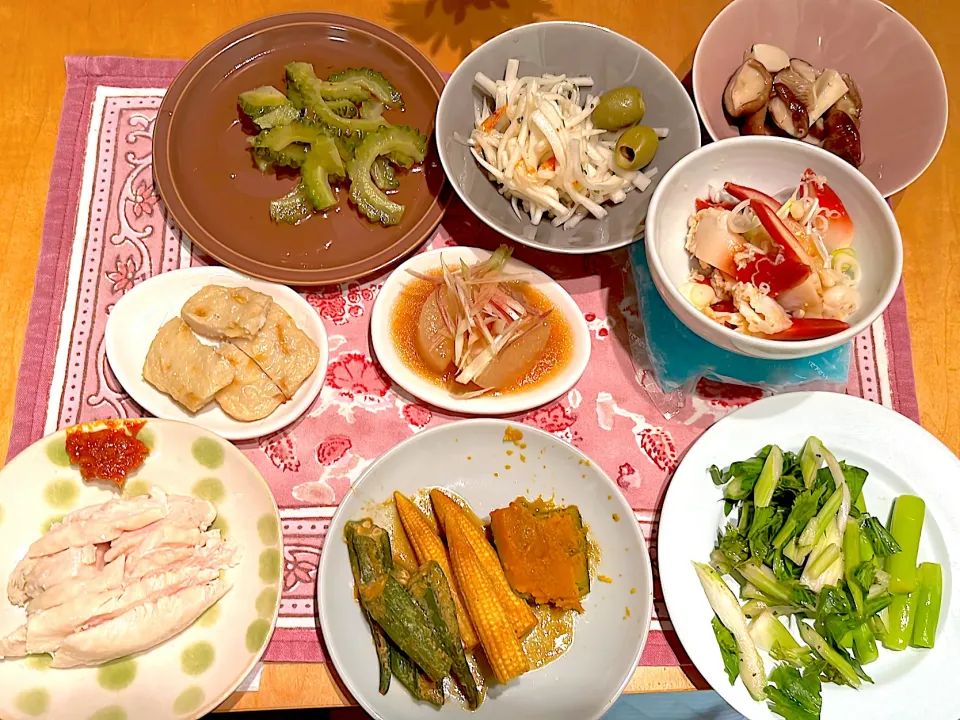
[154,13,448,285]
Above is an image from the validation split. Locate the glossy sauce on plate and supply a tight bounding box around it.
[389,276,573,396]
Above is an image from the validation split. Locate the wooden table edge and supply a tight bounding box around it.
[217,663,704,712]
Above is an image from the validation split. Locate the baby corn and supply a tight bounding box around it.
[394,492,479,650]
[447,522,528,685]
[431,489,536,638]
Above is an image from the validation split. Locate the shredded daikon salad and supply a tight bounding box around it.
[408,246,551,395]
[467,60,663,230]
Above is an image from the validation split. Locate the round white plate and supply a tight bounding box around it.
[318,420,653,720]
[659,392,960,720]
[370,247,590,415]
[105,267,328,440]
[0,419,282,720]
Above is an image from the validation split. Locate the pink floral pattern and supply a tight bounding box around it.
[639,427,678,473]
[317,435,352,465]
[284,546,321,591]
[402,404,433,429]
[616,462,639,489]
[261,433,300,472]
[129,179,157,218]
[524,403,577,433]
[325,351,389,400]
[306,281,379,326]
[105,255,142,294]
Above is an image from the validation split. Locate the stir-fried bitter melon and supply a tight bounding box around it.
[269,183,314,224]
[285,62,371,103]
[371,157,399,191]
[254,104,302,130]
[238,86,291,118]
[253,119,325,152]
[286,63,389,136]
[254,143,309,170]
[301,136,346,212]
[347,126,427,226]
[329,68,404,108]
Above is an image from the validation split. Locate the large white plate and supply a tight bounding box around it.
[105,267,328,440]
[370,247,591,415]
[0,419,282,720]
[659,392,960,720]
[317,420,652,719]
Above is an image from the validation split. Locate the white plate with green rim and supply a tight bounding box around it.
[317,419,653,719]
[0,419,282,720]
[659,392,960,720]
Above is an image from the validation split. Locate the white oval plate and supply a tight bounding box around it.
[371,248,590,415]
[0,419,282,720]
[659,392,960,720]
[105,267,328,440]
[318,419,653,720]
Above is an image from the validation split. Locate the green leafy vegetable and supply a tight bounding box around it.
[712,616,740,685]
[766,664,823,720]
[859,516,902,557]
[749,506,785,558]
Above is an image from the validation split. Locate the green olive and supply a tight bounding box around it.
[591,86,646,130]
[615,125,659,171]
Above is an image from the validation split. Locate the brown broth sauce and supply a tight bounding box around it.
[390,275,573,395]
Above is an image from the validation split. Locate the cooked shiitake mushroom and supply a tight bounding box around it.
[746,44,791,73]
[822,107,863,166]
[834,72,863,126]
[725,43,864,167]
[740,104,773,136]
[769,83,810,138]
[723,59,773,118]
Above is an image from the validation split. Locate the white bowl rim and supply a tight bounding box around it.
[691,0,949,198]
[644,135,904,354]
[436,20,701,254]
[316,417,655,720]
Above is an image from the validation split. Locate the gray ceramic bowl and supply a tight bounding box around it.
[436,21,702,254]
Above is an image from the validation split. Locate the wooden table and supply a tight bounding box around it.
[1,0,957,711]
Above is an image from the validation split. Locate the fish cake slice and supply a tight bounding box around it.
[142,318,235,412]
[181,285,271,340]
[215,344,286,421]
[231,303,319,400]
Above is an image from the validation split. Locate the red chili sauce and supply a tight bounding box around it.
[65,420,149,487]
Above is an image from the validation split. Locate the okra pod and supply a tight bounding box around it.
[881,592,919,651]
[409,561,482,708]
[345,520,393,694]
[359,574,452,682]
[885,495,925,594]
[390,645,444,707]
[911,562,942,649]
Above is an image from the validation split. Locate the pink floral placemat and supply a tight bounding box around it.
[7,57,919,669]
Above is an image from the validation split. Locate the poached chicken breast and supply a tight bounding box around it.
[0,489,242,667]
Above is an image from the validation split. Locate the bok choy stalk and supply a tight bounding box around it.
[694,562,766,700]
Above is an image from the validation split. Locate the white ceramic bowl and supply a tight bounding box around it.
[318,420,653,720]
[370,247,591,415]
[644,136,902,359]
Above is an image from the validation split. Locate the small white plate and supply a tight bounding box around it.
[106,267,328,440]
[0,419,282,720]
[659,392,960,720]
[370,247,590,415]
[318,419,653,719]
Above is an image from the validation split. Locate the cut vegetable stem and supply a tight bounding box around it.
[885,495,925,594]
[911,562,942,649]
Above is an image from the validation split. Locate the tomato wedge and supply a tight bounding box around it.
[801,168,855,251]
[733,201,812,296]
[723,182,780,212]
[768,318,850,340]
